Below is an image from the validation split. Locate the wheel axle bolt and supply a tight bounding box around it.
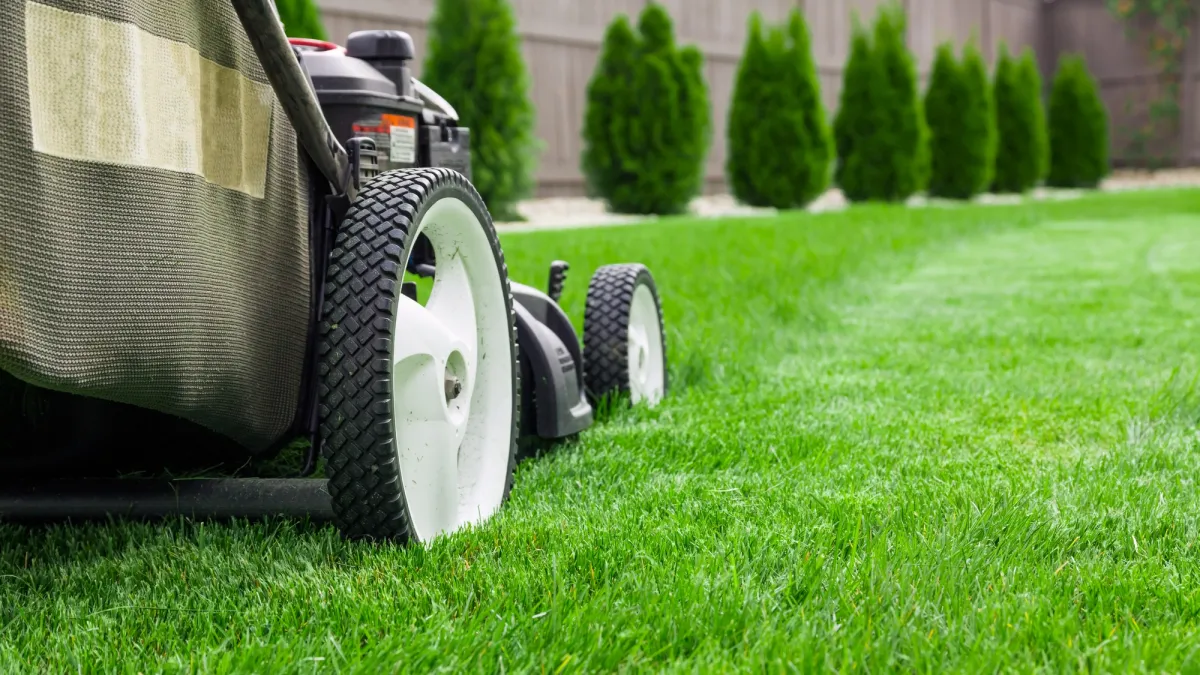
[445,376,463,402]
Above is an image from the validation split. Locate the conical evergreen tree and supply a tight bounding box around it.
[871,4,924,201]
[581,3,710,214]
[992,44,1047,193]
[582,16,638,202]
[833,19,874,195]
[782,8,833,206]
[926,40,995,199]
[1047,54,1109,188]
[925,43,970,198]
[961,40,997,194]
[678,45,712,200]
[992,45,1023,191]
[837,4,924,202]
[727,13,788,207]
[727,10,830,208]
[1018,49,1050,182]
[422,0,537,219]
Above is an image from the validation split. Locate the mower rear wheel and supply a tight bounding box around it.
[582,264,667,408]
[319,168,518,543]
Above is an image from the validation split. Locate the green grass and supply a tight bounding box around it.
[5,190,1200,672]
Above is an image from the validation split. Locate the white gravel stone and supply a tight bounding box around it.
[495,168,1200,232]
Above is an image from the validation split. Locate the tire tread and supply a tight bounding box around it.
[582,264,667,404]
[318,168,518,541]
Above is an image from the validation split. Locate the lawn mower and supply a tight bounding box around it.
[0,0,667,542]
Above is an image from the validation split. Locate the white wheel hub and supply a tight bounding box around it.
[627,284,665,407]
[390,196,512,543]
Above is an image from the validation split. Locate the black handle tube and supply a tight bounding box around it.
[229,0,351,196]
[0,479,335,523]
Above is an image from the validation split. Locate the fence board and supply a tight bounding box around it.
[1045,0,1199,166]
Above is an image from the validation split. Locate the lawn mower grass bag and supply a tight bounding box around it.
[0,0,310,460]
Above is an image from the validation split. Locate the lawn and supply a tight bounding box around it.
[4,189,1200,672]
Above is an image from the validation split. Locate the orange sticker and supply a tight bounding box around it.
[382,114,416,129]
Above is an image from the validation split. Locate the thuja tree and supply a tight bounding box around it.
[836,4,925,202]
[727,13,789,207]
[422,0,538,219]
[727,9,831,209]
[1047,54,1109,188]
[925,40,995,199]
[582,3,711,215]
[992,44,1048,193]
[832,19,874,196]
[1019,50,1050,182]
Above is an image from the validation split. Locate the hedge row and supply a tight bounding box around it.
[581,2,1107,210]
[290,0,1112,214]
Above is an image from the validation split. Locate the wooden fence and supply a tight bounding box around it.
[1046,0,1200,167]
[315,0,1187,196]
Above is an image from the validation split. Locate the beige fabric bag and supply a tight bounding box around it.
[0,0,311,452]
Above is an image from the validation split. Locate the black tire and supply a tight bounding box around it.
[582,264,668,406]
[318,168,518,541]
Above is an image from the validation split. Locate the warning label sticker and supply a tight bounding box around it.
[385,114,417,164]
[351,114,417,168]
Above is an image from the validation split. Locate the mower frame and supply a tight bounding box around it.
[0,0,668,529]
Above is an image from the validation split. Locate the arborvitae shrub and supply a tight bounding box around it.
[914,97,932,193]
[872,5,925,200]
[727,9,831,209]
[275,0,327,40]
[1019,49,1050,182]
[582,16,638,202]
[925,41,995,199]
[727,14,789,208]
[962,42,997,192]
[422,0,537,219]
[924,43,969,198]
[782,9,833,205]
[992,45,1023,191]
[1047,54,1109,188]
[992,45,1047,193]
[581,3,711,215]
[836,4,924,202]
[679,45,713,199]
[833,20,873,193]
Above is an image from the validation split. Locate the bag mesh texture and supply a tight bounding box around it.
[0,0,311,453]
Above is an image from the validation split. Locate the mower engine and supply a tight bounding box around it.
[293,33,471,180]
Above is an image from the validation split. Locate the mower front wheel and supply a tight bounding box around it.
[583,264,667,408]
[319,169,518,543]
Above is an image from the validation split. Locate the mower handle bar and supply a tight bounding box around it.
[229,0,353,200]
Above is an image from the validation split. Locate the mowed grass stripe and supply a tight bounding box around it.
[2,190,1200,673]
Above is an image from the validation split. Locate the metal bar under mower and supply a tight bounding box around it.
[0,479,335,524]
